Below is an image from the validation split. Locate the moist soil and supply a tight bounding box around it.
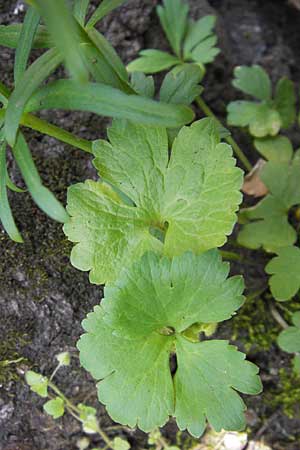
[1,1,300,449]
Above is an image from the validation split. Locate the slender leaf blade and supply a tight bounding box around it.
[5,48,62,147]
[127,49,181,74]
[74,0,90,26]
[0,140,23,242]
[25,80,195,128]
[0,24,51,49]
[87,0,127,29]
[14,6,41,85]
[12,132,68,223]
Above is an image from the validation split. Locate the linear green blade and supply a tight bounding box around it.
[0,24,51,49]
[12,132,68,223]
[14,6,41,85]
[74,0,90,26]
[86,0,127,29]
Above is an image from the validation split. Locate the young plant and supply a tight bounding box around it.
[227,65,296,137]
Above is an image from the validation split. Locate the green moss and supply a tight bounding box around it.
[231,294,279,352]
[0,331,29,384]
[268,368,300,419]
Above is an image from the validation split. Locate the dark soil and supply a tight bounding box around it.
[1,1,300,449]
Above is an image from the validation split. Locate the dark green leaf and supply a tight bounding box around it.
[5,48,62,147]
[35,0,88,82]
[157,0,189,57]
[25,80,195,128]
[0,140,23,242]
[160,64,203,105]
[274,78,296,129]
[0,24,51,49]
[14,7,41,85]
[12,132,68,223]
[86,0,127,29]
[127,49,180,74]
[73,0,90,26]
[130,72,155,98]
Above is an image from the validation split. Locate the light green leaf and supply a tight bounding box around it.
[190,35,220,65]
[112,437,130,450]
[64,118,242,284]
[86,0,127,29]
[12,132,69,223]
[78,251,261,436]
[43,397,65,419]
[35,0,88,83]
[127,50,181,74]
[293,355,300,374]
[14,7,40,85]
[232,65,271,101]
[278,327,300,353]
[0,141,23,242]
[160,64,203,105]
[6,169,26,193]
[5,47,62,147]
[265,246,300,301]
[254,136,293,163]
[0,24,51,49]
[238,156,300,251]
[73,0,90,26]
[227,101,281,138]
[130,72,155,98]
[274,77,296,129]
[292,312,300,328]
[156,0,189,57]
[56,351,71,366]
[25,370,48,397]
[183,15,216,58]
[78,404,99,434]
[25,80,194,129]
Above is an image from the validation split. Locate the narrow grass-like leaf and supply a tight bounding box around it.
[25,80,194,128]
[12,132,68,223]
[86,0,127,29]
[74,0,90,26]
[0,24,51,49]
[14,7,40,85]
[35,0,88,83]
[5,48,62,147]
[6,167,26,193]
[0,140,23,242]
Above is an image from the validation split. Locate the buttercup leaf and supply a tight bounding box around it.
[238,154,300,252]
[127,49,181,74]
[274,78,296,129]
[232,66,271,101]
[266,246,300,301]
[160,64,203,105]
[78,251,261,437]
[64,118,243,284]
[254,136,293,163]
[278,326,300,353]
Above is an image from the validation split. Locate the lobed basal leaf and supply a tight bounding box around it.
[77,251,262,437]
[64,118,243,284]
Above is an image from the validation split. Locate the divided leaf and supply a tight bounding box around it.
[227,66,296,137]
[278,325,300,353]
[78,251,261,436]
[238,153,300,252]
[127,50,181,74]
[266,246,300,301]
[159,64,203,105]
[64,118,243,284]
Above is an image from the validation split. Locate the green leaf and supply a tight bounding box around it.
[292,312,300,328]
[183,15,217,58]
[78,251,261,436]
[35,0,88,83]
[5,47,62,147]
[64,118,242,284]
[86,0,127,29]
[43,397,65,419]
[12,132,68,223]
[159,64,203,105]
[112,437,130,450]
[227,101,281,138]
[127,50,181,74]
[254,136,293,163]
[189,35,220,65]
[25,80,194,129]
[278,327,300,353]
[56,351,71,366]
[14,7,40,85]
[265,246,300,301]
[25,370,48,397]
[78,404,99,434]
[232,65,271,101]
[274,77,296,129]
[130,72,155,98]
[293,355,300,374]
[238,154,300,252]
[0,24,51,49]
[156,0,189,57]
[6,169,26,193]
[0,141,23,242]
[73,0,90,26]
